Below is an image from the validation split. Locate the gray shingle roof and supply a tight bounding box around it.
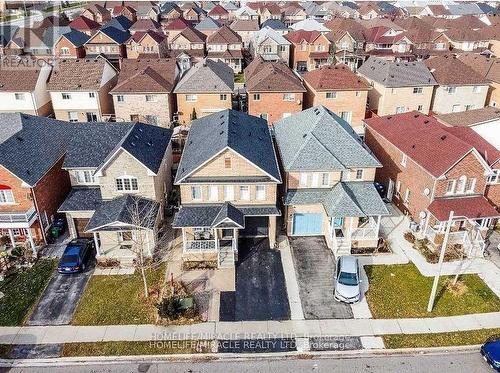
[284,182,389,217]
[357,57,437,88]
[173,58,234,93]
[58,187,102,212]
[175,110,281,183]
[212,202,245,227]
[194,16,221,31]
[273,106,381,171]
[261,19,288,31]
[62,28,90,47]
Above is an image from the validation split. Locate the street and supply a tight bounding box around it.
[1,351,491,373]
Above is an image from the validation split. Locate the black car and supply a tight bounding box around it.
[374,182,386,198]
[57,239,95,274]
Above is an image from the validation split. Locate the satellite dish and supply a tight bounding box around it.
[423,188,430,196]
[419,211,427,219]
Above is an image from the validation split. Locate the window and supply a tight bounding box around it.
[283,93,295,101]
[68,111,78,122]
[355,169,363,180]
[435,42,445,50]
[145,115,158,125]
[223,185,234,201]
[299,173,308,187]
[465,104,475,111]
[355,91,360,97]
[116,176,138,191]
[60,47,70,55]
[76,170,95,184]
[117,95,125,102]
[0,188,14,204]
[312,173,319,187]
[282,112,291,118]
[452,104,461,112]
[239,186,250,200]
[472,86,482,93]
[220,94,227,101]
[403,188,410,204]
[417,105,423,111]
[396,106,406,114]
[413,87,423,94]
[396,180,401,195]
[191,186,202,200]
[256,185,266,200]
[465,178,476,193]
[86,112,98,122]
[321,173,330,186]
[209,186,218,201]
[14,93,25,100]
[487,170,500,184]
[62,93,71,100]
[224,157,231,168]
[185,94,197,102]
[279,45,286,52]
[446,180,456,195]
[260,113,268,121]
[118,231,133,242]
[145,94,157,102]
[340,111,352,124]
[326,91,337,99]
[89,92,95,98]
[401,153,407,167]
[253,93,261,101]
[446,86,456,94]
[456,175,467,193]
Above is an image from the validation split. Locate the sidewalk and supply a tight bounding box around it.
[0,312,499,345]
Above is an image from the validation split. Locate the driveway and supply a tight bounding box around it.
[220,238,290,321]
[289,236,353,319]
[27,265,94,326]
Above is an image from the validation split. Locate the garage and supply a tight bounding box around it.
[73,218,92,238]
[292,213,322,235]
[240,216,269,237]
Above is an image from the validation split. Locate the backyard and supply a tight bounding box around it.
[365,263,500,318]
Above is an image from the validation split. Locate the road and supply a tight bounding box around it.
[1,351,491,373]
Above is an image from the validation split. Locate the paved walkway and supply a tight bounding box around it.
[0,312,499,345]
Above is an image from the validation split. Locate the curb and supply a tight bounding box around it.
[0,344,482,367]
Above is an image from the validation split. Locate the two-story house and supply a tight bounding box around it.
[363,26,414,58]
[58,121,173,264]
[0,57,53,116]
[302,64,371,135]
[81,4,112,24]
[364,112,499,256]
[110,58,179,126]
[207,4,230,21]
[125,30,168,58]
[285,30,332,72]
[357,57,436,116]
[169,26,206,63]
[84,26,130,61]
[229,19,259,48]
[245,56,305,124]
[173,58,233,124]
[250,26,291,65]
[54,29,90,58]
[173,109,281,272]
[47,58,118,122]
[112,5,138,22]
[194,17,221,37]
[425,55,489,114]
[129,18,162,34]
[68,16,101,36]
[325,18,366,71]
[274,106,388,255]
[206,25,243,73]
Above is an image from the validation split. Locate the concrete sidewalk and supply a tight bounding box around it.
[0,312,499,345]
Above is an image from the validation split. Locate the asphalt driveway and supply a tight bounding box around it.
[27,265,94,326]
[289,236,353,319]
[220,237,290,321]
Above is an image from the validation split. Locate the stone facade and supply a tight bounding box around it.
[112,93,174,126]
[176,92,232,125]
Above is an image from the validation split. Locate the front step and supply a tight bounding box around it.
[218,248,235,268]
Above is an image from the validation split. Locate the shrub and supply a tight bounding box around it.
[404,231,416,243]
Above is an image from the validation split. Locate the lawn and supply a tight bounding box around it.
[364,263,500,318]
[383,328,500,349]
[72,266,165,325]
[0,259,57,326]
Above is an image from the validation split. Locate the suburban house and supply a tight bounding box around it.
[425,55,489,114]
[173,58,234,124]
[0,57,53,116]
[58,121,173,265]
[47,58,118,122]
[260,19,289,35]
[53,29,90,58]
[125,30,168,59]
[81,4,112,24]
[458,53,500,107]
[442,28,489,52]
[169,26,206,63]
[163,18,192,40]
[129,18,162,34]
[207,4,230,21]
[357,57,436,116]
[83,26,130,61]
[182,4,206,21]
[206,25,244,73]
[302,64,371,135]
[110,58,179,126]
[233,5,259,21]
[274,106,388,255]
[0,114,71,253]
[285,30,332,72]
[364,112,499,256]
[325,18,366,71]
[250,26,291,65]
[173,109,281,272]
[363,26,414,58]
[194,17,221,37]
[68,16,101,36]
[112,5,138,22]
[229,19,259,48]
[282,5,308,27]
[244,56,305,124]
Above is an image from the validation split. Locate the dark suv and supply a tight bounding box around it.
[57,239,95,274]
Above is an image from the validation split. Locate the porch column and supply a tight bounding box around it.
[269,216,277,248]
[375,215,381,238]
[348,217,354,241]
[93,232,101,256]
[233,228,238,252]
[26,229,36,255]
[182,228,186,252]
[7,229,15,247]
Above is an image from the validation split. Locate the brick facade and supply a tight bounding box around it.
[112,93,174,126]
[247,91,303,124]
[54,37,86,58]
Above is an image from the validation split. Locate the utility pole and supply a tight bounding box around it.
[427,210,454,312]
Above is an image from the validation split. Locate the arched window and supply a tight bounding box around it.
[456,175,467,194]
[0,185,14,204]
[115,176,138,192]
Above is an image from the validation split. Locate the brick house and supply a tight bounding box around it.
[125,30,168,58]
[68,16,101,36]
[207,4,230,21]
[0,57,53,116]
[173,58,234,125]
[47,58,118,122]
[245,56,305,125]
[364,112,499,255]
[173,110,281,276]
[206,25,243,73]
[229,19,259,48]
[83,26,130,61]
[250,26,291,65]
[110,58,179,126]
[129,18,162,34]
[54,29,90,58]
[357,57,436,116]
[194,17,221,37]
[169,26,206,63]
[162,17,191,40]
[302,64,371,135]
[112,5,138,22]
[425,55,489,114]
[325,18,366,71]
[81,4,112,24]
[285,30,332,72]
[274,106,388,255]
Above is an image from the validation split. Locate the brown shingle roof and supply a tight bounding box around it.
[325,18,366,42]
[0,57,43,91]
[303,64,371,91]
[425,55,489,85]
[47,58,112,91]
[207,25,241,44]
[175,26,206,43]
[244,56,305,93]
[229,19,259,32]
[458,53,500,83]
[436,106,500,127]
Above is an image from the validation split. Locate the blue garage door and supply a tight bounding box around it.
[292,213,322,235]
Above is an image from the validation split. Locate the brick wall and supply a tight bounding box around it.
[0,165,33,214]
[247,91,303,124]
[113,93,172,126]
[54,37,86,58]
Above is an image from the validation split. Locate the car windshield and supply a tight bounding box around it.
[61,254,79,264]
[338,271,358,286]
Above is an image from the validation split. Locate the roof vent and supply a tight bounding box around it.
[147,140,153,146]
[441,135,446,140]
[387,116,392,120]
[414,114,419,118]
[220,130,224,135]
[16,136,24,142]
[424,120,429,124]
[130,141,136,146]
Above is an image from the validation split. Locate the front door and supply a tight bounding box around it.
[387,179,395,200]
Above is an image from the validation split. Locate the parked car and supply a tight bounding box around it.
[334,255,361,304]
[482,337,500,371]
[57,239,95,274]
[374,182,385,198]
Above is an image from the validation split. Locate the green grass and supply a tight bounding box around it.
[72,267,165,325]
[234,73,245,83]
[365,263,500,318]
[62,340,214,357]
[383,328,500,349]
[0,344,11,358]
[0,259,57,326]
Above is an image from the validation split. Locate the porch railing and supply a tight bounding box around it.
[351,227,378,240]
[185,240,217,252]
[0,207,37,224]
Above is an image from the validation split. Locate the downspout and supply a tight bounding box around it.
[31,92,38,116]
[31,186,46,245]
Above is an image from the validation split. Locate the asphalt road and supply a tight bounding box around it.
[1,351,491,373]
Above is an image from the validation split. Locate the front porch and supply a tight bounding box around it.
[0,207,40,254]
[328,215,382,255]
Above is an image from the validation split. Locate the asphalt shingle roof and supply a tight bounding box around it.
[61,28,90,47]
[101,15,134,32]
[244,57,305,92]
[195,17,221,31]
[58,187,102,212]
[260,19,288,31]
[173,58,233,93]
[47,58,113,91]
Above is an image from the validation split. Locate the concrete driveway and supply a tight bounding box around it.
[289,236,353,319]
[27,265,94,326]
[220,238,290,321]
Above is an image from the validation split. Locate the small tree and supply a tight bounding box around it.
[190,108,197,120]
